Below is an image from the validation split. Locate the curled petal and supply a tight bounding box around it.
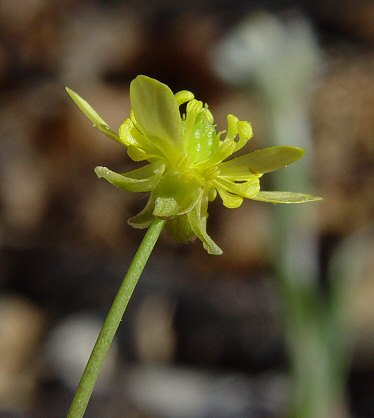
[219,146,305,177]
[118,119,140,147]
[65,88,120,143]
[235,120,253,151]
[153,173,203,218]
[251,191,323,204]
[225,114,239,140]
[215,177,260,199]
[95,163,165,192]
[225,115,253,152]
[130,76,183,152]
[126,145,148,162]
[216,188,243,208]
[187,195,222,255]
[175,90,194,106]
[119,119,162,161]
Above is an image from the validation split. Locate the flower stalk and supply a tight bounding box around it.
[66,218,166,418]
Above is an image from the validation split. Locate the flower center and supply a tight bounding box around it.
[183,99,218,164]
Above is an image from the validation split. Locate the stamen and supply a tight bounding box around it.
[204,166,220,180]
[186,99,203,116]
[175,90,194,106]
[176,154,191,170]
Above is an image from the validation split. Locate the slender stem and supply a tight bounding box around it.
[66,218,166,418]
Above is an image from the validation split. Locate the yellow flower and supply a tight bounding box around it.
[66,76,321,255]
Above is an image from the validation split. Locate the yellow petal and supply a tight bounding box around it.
[130,76,183,151]
[215,177,260,199]
[219,146,305,177]
[216,187,243,208]
[235,120,253,151]
[118,118,140,147]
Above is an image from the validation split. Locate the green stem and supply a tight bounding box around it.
[66,218,166,418]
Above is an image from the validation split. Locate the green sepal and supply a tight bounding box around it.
[65,87,121,143]
[251,191,323,204]
[165,215,196,243]
[128,194,156,228]
[153,173,203,218]
[219,146,305,177]
[95,163,165,192]
[187,195,223,255]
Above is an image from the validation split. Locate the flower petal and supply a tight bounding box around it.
[251,191,323,204]
[235,120,253,152]
[153,173,202,218]
[119,118,161,161]
[130,76,183,150]
[215,176,260,199]
[187,195,222,255]
[65,87,120,143]
[118,118,141,147]
[216,188,243,208]
[128,194,155,228]
[225,115,253,152]
[219,146,305,177]
[95,163,165,192]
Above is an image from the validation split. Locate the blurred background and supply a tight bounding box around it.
[1,0,374,417]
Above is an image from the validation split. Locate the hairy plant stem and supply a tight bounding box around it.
[66,218,166,418]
